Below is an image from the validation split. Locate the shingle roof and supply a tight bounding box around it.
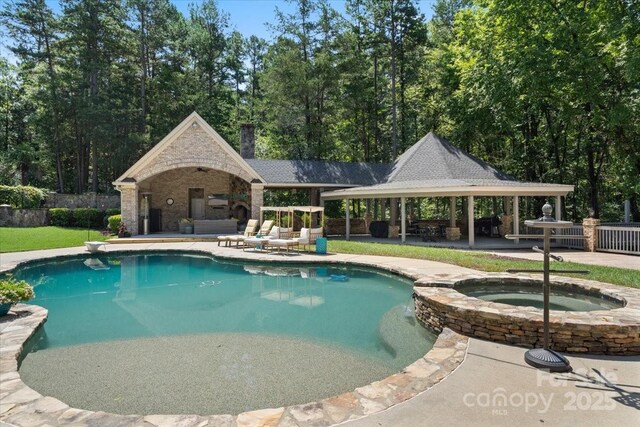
[246,159,391,186]
[387,132,514,182]
[319,132,574,199]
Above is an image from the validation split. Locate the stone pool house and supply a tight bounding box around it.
[113,112,573,246]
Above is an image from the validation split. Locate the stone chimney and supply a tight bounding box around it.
[240,124,255,159]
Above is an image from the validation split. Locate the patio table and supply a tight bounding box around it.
[243,237,271,252]
[266,239,299,254]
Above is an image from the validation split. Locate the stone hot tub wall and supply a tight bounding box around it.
[413,274,640,355]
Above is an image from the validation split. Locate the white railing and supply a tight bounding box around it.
[601,222,640,228]
[559,225,584,250]
[597,226,640,255]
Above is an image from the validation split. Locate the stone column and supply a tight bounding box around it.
[500,215,513,238]
[583,218,600,252]
[449,197,456,228]
[345,198,351,241]
[251,184,264,220]
[555,195,562,221]
[390,198,398,226]
[120,186,139,236]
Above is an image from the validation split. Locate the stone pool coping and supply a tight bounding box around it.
[414,272,640,355]
[0,245,470,426]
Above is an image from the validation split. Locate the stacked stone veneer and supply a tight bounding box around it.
[414,273,640,355]
[326,218,368,235]
[0,206,48,227]
[44,193,120,210]
[146,168,233,232]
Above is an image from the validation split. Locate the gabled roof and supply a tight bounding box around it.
[246,159,390,186]
[113,112,263,185]
[387,132,513,182]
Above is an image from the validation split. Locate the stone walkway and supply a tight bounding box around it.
[1,242,639,426]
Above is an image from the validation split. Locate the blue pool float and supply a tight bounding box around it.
[329,274,349,282]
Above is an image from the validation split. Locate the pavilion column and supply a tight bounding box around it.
[401,197,406,243]
[251,183,264,220]
[449,196,456,227]
[345,198,351,241]
[119,185,139,236]
[513,196,520,244]
[467,195,475,248]
[555,195,562,221]
[390,198,398,225]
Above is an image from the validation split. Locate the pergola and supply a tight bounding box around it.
[321,133,574,247]
[259,205,325,229]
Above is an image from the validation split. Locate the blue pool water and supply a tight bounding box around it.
[15,252,434,367]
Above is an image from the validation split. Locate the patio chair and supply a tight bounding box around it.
[292,227,324,252]
[217,219,259,247]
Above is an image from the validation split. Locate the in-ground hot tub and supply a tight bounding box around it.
[454,279,624,312]
[413,273,640,355]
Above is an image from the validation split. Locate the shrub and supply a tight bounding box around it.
[49,208,72,227]
[0,185,46,208]
[74,208,102,228]
[104,208,121,227]
[107,214,122,234]
[0,277,35,305]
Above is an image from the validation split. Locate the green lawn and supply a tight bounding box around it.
[328,240,640,289]
[1,227,636,289]
[0,227,107,253]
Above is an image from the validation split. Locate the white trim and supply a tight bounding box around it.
[113,182,137,191]
[114,112,263,184]
[264,183,359,188]
[401,197,406,243]
[320,184,574,200]
[468,195,475,248]
[514,196,520,245]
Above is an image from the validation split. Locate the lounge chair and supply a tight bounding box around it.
[243,224,290,251]
[292,227,324,252]
[217,219,259,247]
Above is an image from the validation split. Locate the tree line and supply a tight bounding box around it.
[1,0,638,221]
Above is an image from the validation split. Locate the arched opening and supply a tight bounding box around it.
[137,167,251,233]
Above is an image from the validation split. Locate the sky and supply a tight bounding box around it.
[1,1,436,61]
[181,1,436,40]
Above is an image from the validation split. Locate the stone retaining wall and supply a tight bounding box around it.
[0,206,49,227]
[43,192,120,210]
[325,218,368,235]
[413,274,640,355]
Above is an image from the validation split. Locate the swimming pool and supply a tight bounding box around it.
[14,252,435,415]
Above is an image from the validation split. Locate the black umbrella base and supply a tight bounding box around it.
[524,348,572,372]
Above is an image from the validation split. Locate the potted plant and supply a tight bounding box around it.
[0,277,35,316]
[117,223,131,238]
[180,218,194,234]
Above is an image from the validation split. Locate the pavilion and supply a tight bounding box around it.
[320,133,574,247]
